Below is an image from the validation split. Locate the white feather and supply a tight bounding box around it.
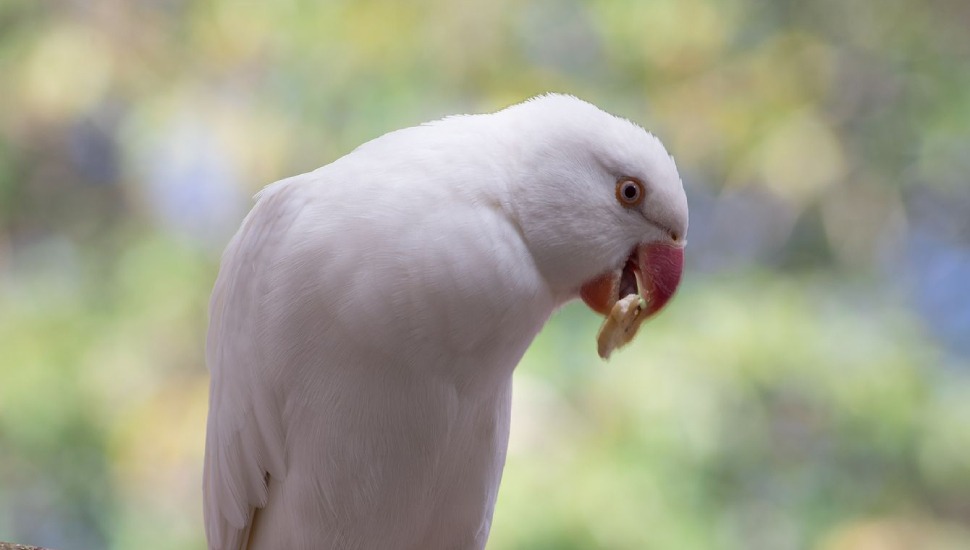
[204,94,687,549]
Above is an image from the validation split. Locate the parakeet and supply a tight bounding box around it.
[204,94,687,550]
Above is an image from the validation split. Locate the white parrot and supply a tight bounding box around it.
[203,94,688,550]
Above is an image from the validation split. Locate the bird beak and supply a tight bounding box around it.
[579,242,685,319]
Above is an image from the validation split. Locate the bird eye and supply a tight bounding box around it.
[615,178,644,207]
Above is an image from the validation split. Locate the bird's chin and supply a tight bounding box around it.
[580,242,684,318]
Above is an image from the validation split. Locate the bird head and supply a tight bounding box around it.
[501,94,687,322]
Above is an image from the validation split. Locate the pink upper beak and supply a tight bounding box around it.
[637,242,684,317]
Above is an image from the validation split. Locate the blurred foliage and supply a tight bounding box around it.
[0,0,968,549]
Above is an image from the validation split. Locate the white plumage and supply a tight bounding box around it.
[204,94,688,549]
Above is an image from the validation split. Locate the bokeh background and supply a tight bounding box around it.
[2,0,969,548]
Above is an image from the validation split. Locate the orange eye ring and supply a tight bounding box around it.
[616,177,644,207]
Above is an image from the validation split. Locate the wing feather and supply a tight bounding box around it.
[203,181,300,550]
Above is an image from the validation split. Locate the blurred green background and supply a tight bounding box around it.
[1,0,969,549]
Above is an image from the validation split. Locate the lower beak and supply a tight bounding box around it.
[580,242,685,318]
